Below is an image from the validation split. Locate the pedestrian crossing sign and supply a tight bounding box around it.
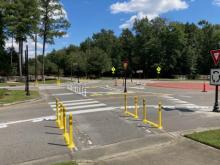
[112,67,116,74]
[157,66,161,74]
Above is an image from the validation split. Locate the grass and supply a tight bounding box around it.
[0,82,24,87]
[37,79,68,84]
[185,129,220,149]
[52,161,78,165]
[0,89,40,104]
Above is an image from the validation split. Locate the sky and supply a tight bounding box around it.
[6,0,220,57]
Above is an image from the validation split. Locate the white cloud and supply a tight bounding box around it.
[5,37,44,58]
[213,0,220,6]
[110,0,189,29]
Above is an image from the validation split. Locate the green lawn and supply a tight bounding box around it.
[37,79,68,84]
[0,82,24,87]
[52,161,78,165]
[185,129,220,149]
[0,89,40,105]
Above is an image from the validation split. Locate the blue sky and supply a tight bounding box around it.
[47,0,220,53]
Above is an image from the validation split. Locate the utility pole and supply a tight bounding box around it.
[25,45,30,96]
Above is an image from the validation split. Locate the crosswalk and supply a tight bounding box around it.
[48,98,116,114]
[161,95,210,110]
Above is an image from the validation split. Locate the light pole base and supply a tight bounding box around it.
[213,106,220,112]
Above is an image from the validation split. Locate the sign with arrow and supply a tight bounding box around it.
[210,49,220,65]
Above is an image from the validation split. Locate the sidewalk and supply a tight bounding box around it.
[75,134,220,165]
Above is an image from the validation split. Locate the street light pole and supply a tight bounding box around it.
[25,45,30,96]
[123,59,128,93]
[124,69,127,93]
[77,64,80,83]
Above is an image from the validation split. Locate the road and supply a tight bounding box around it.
[0,79,220,165]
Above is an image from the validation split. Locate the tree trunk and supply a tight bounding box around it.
[35,33,38,82]
[42,36,46,83]
[21,41,24,74]
[18,40,22,78]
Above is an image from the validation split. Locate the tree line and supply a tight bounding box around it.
[1,1,220,79]
[35,18,220,79]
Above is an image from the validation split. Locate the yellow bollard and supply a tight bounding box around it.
[59,104,64,129]
[158,102,163,129]
[56,79,61,86]
[63,108,69,144]
[143,99,147,124]
[134,96,138,119]
[124,93,128,114]
[34,80,39,87]
[68,113,76,149]
[56,99,59,126]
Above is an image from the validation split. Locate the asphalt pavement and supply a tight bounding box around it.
[0,79,220,165]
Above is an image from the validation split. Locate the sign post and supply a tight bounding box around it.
[156,66,161,80]
[210,49,220,112]
[111,67,117,86]
[123,60,128,93]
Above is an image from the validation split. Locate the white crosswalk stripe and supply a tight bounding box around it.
[50,101,99,108]
[49,98,115,113]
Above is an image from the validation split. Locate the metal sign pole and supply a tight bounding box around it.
[213,85,219,112]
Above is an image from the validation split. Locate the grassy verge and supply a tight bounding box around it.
[37,79,68,84]
[52,161,78,165]
[0,82,24,87]
[0,89,40,104]
[185,129,220,149]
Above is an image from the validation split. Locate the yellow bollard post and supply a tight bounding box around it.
[56,79,61,86]
[134,96,138,119]
[68,113,76,149]
[158,102,163,129]
[124,93,128,114]
[63,108,69,144]
[143,99,147,124]
[34,80,39,87]
[58,103,62,128]
[59,104,64,129]
[56,99,59,126]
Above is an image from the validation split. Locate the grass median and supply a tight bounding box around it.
[185,129,220,149]
[0,89,39,105]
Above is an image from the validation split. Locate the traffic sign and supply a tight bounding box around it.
[210,49,220,65]
[111,67,116,74]
[156,66,161,74]
[210,69,220,85]
[136,70,143,74]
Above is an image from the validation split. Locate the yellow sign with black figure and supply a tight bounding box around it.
[112,67,116,74]
[156,66,161,74]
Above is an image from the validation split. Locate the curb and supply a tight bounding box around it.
[0,97,42,107]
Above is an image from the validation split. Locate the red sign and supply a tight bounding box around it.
[210,49,220,65]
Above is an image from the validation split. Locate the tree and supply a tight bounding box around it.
[119,28,135,79]
[3,0,40,78]
[39,0,70,82]
[87,47,111,77]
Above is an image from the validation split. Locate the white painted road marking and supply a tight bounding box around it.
[48,99,93,105]
[0,124,7,128]
[51,93,74,96]
[52,103,107,111]
[50,101,99,108]
[0,104,214,129]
